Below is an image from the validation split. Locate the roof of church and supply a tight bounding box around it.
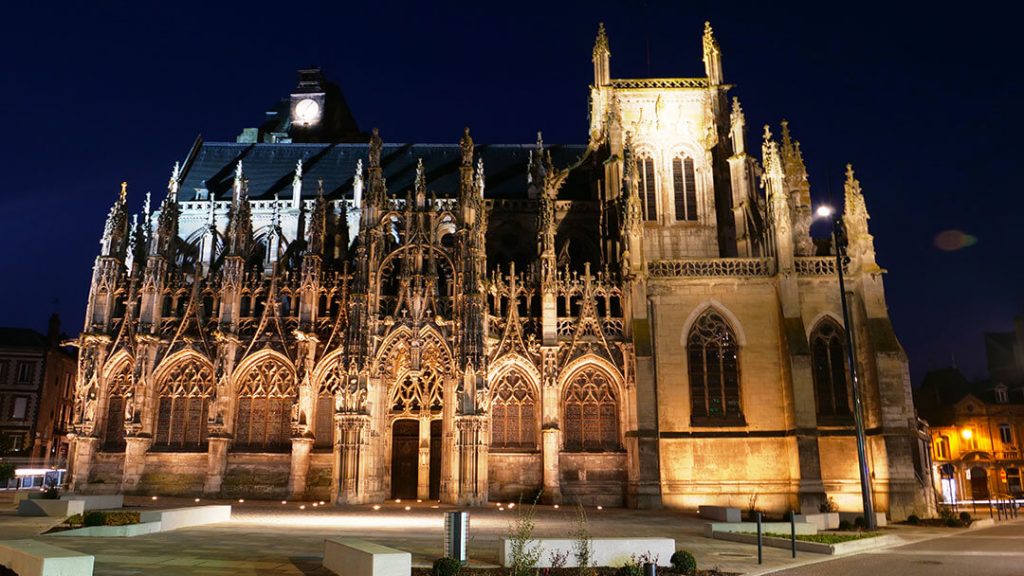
[177,142,593,203]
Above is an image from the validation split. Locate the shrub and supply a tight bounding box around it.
[853,516,866,529]
[670,550,697,575]
[548,549,569,569]
[40,477,61,499]
[431,557,462,576]
[616,562,643,576]
[819,497,839,513]
[837,520,853,531]
[83,511,140,527]
[571,504,594,576]
[959,512,972,526]
[506,494,542,576]
[906,514,921,525]
[64,514,83,527]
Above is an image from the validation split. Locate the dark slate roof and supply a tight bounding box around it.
[0,328,47,348]
[178,142,592,202]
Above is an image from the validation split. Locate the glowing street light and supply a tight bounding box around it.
[961,428,973,440]
[816,205,834,219]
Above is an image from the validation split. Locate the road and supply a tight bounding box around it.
[768,520,1024,576]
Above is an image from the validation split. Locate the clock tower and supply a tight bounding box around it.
[284,68,364,143]
[290,68,326,128]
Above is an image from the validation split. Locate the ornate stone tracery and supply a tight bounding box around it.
[234,356,296,449]
[562,366,619,451]
[154,356,214,449]
[490,369,537,450]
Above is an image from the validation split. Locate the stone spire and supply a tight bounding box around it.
[415,158,426,209]
[779,120,813,256]
[226,163,252,257]
[153,164,181,258]
[593,22,611,86]
[100,182,130,258]
[702,21,723,86]
[292,158,303,208]
[365,128,386,221]
[730,97,746,155]
[842,164,877,271]
[307,178,326,255]
[762,125,793,268]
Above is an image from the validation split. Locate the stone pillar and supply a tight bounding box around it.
[203,437,230,495]
[334,414,371,504]
[417,414,431,500]
[542,426,562,504]
[456,415,488,506]
[121,436,151,493]
[288,437,314,500]
[68,435,99,492]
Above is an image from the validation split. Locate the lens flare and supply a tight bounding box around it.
[934,230,977,251]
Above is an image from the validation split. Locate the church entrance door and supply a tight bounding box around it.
[429,420,441,500]
[969,466,989,500]
[391,419,419,499]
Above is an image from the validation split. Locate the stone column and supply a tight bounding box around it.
[68,435,99,492]
[203,437,231,495]
[334,414,371,504]
[456,415,488,506]
[121,436,151,493]
[288,437,314,500]
[417,414,431,500]
[542,426,562,504]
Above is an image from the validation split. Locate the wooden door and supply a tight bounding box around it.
[429,419,442,501]
[391,419,419,499]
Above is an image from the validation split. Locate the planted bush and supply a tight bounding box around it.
[431,557,462,576]
[670,550,697,575]
[853,516,866,529]
[906,514,921,525]
[837,520,853,531]
[959,512,972,526]
[83,511,140,527]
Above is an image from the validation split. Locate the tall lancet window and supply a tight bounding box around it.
[810,319,852,420]
[234,358,296,450]
[154,358,213,450]
[563,367,619,451]
[672,156,698,221]
[490,370,538,450]
[103,362,133,449]
[688,309,744,425]
[637,156,657,221]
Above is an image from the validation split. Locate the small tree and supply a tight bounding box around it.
[0,461,15,488]
[507,493,542,576]
[571,504,594,576]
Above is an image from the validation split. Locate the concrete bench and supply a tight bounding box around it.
[697,505,741,522]
[0,539,94,576]
[139,505,231,531]
[794,512,839,530]
[703,521,817,537]
[498,537,675,567]
[17,499,85,518]
[60,494,124,511]
[323,538,411,576]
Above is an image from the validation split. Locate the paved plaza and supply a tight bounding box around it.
[1,496,1021,576]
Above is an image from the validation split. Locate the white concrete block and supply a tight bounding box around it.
[697,505,741,522]
[794,512,839,530]
[323,538,411,576]
[139,505,231,531]
[0,539,95,576]
[838,511,887,527]
[60,494,124,511]
[17,499,85,518]
[498,538,675,568]
[702,521,817,537]
[47,522,163,538]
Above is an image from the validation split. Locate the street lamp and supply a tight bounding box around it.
[817,204,877,530]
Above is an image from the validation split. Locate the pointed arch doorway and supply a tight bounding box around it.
[389,417,443,500]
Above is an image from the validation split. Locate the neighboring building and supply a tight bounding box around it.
[68,23,930,518]
[0,315,77,464]
[916,323,1024,501]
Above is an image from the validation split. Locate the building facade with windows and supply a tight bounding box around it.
[917,322,1024,502]
[68,23,930,517]
[0,316,77,464]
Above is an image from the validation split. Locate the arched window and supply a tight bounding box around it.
[103,362,133,449]
[687,310,744,425]
[810,319,852,420]
[563,366,619,451]
[637,156,657,221]
[672,156,698,221]
[316,362,344,449]
[155,358,213,450]
[491,370,537,450]
[234,358,296,450]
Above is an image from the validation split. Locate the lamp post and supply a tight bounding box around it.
[818,205,876,530]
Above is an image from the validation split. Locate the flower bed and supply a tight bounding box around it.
[411,569,735,576]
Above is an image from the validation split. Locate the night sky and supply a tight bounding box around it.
[1,2,1020,385]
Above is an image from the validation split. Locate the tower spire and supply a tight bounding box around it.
[593,22,611,86]
[100,182,130,258]
[702,21,723,86]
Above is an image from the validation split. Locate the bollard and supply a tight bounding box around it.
[643,562,656,576]
[756,512,763,565]
[790,510,796,558]
[444,511,469,562]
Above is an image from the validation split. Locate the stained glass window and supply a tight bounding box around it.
[490,370,537,450]
[810,319,852,419]
[672,156,698,221]
[103,362,133,449]
[234,357,296,450]
[155,357,214,449]
[688,310,744,425]
[563,367,619,451]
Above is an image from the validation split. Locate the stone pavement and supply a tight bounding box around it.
[0,496,1009,576]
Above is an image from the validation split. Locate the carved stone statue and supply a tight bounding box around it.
[368,128,383,168]
[459,127,474,167]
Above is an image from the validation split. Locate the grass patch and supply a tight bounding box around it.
[750,532,882,544]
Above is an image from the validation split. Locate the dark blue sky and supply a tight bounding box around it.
[1,1,1020,384]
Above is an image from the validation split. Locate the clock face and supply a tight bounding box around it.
[295,98,320,124]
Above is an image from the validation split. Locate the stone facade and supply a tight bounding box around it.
[68,23,930,517]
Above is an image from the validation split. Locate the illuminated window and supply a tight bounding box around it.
[688,310,744,425]
[810,319,852,420]
[154,358,213,450]
[235,358,296,450]
[563,367,619,451]
[637,156,657,221]
[490,370,537,450]
[11,396,29,420]
[935,435,950,460]
[672,156,698,221]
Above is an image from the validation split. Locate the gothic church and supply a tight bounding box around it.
[69,23,931,517]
